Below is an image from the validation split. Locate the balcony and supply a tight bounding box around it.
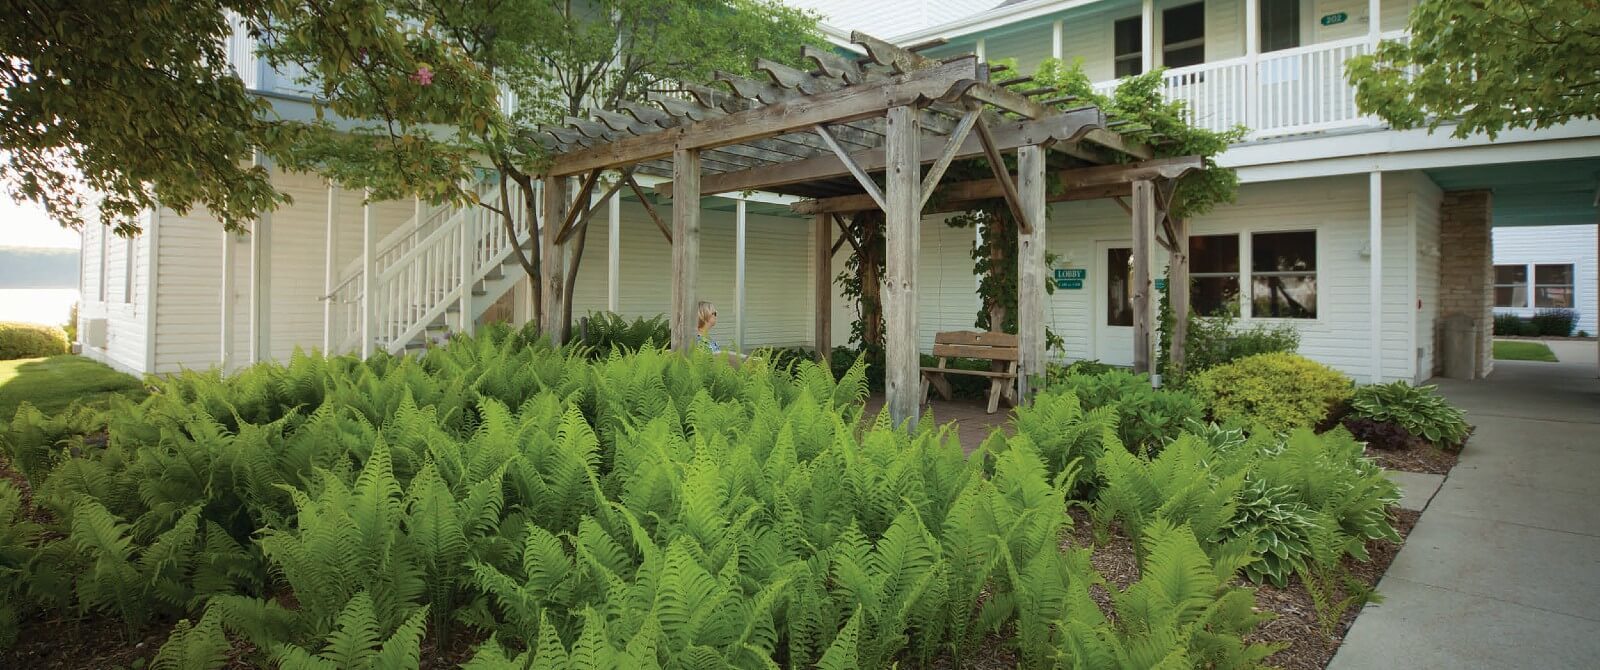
[1091,32,1409,141]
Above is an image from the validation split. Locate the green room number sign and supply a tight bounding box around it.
[1319,12,1347,26]
[1054,268,1086,290]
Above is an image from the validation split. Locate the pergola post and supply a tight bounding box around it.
[1016,145,1048,399]
[671,147,702,353]
[1131,179,1156,375]
[814,211,832,363]
[1169,213,1191,378]
[540,175,570,344]
[883,105,922,426]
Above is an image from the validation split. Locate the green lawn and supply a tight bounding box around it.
[1493,340,1559,362]
[0,355,147,420]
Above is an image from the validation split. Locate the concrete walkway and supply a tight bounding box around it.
[1331,361,1600,669]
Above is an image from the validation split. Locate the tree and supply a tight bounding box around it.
[1,0,290,234]
[1346,1,1600,139]
[260,0,821,335]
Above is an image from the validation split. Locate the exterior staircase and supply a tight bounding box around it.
[326,179,538,354]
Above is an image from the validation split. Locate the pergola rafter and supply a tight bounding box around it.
[535,31,1206,426]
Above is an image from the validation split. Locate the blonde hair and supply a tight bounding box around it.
[696,301,718,328]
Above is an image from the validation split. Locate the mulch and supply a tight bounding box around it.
[1364,443,1459,474]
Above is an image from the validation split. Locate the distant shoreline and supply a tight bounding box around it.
[0,246,78,289]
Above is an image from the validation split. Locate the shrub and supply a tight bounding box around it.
[1340,416,1420,451]
[573,311,669,355]
[63,303,79,346]
[1180,310,1300,377]
[1189,352,1352,434]
[0,322,69,360]
[1046,369,1204,453]
[1095,426,1400,589]
[1531,309,1577,337]
[1347,381,1470,449]
[1492,312,1526,337]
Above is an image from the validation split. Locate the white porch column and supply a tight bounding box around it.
[1141,0,1154,73]
[1368,0,1382,42]
[220,225,235,369]
[361,191,377,358]
[249,154,272,364]
[736,198,748,353]
[1245,0,1260,131]
[607,189,621,313]
[458,199,476,336]
[322,183,338,351]
[1369,170,1384,383]
[975,38,987,62]
[1051,20,1064,60]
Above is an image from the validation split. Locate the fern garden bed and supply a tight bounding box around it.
[0,325,1421,669]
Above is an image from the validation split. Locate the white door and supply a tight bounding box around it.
[1094,241,1136,366]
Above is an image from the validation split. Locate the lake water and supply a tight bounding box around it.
[0,288,80,326]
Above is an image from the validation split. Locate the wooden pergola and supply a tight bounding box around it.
[539,32,1204,426]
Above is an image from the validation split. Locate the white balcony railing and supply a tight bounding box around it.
[1092,32,1408,141]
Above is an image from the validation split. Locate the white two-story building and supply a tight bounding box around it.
[77,0,1600,383]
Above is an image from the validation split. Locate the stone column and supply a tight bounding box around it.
[1437,190,1494,379]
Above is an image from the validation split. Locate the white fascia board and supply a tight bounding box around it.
[1225,121,1600,183]
[889,0,1104,42]
[819,23,866,54]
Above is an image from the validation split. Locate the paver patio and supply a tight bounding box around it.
[1331,360,1600,669]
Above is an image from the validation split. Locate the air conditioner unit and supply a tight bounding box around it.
[83,317,108,349]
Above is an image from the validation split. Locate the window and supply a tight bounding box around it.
[1162,2,1205,69]
[1189,234,1240,316]
[1534,264,1575,308]
[1259,0,1300,52]
[1114,17,1142,78]
[1251,231,1316,318]
[1107,247,1134,326]
[1493,265,1528,308]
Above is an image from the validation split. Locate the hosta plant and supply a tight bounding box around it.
[1347,381,1470,449]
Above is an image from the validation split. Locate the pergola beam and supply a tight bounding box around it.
[973,116,1033,234]
[548,58,981,177]
[793,156,1203,215]
[659,108,1104,197]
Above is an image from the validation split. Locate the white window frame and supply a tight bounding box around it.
[1188,233,1242,317]
[1246,228,1321,321]
[123,235,136,304]
[1112,15,1143,78]
[1533,263,1576,309]
[1159,1,1207,69]
[1492,263,1529,308]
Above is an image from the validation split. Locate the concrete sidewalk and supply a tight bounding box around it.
[1331,361,1600,669]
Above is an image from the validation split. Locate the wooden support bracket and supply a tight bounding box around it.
[815,123,888,211]
[624,175,672,243]
[918,109,981,210]
[973,117,1033,234]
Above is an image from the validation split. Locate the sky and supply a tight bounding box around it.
[0,190,80,250]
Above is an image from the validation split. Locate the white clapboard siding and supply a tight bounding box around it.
[153,208,226,373]
[1493,225,1600,335]
[78,213,151,374]
[569,200,818,350]
[984,23,1053,75]
[1046,172,1426,382]
[1413,175,1442,376]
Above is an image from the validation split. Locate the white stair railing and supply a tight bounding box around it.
[329,178,537,354]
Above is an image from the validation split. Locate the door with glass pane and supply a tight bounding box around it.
[1094,242,1136,366]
